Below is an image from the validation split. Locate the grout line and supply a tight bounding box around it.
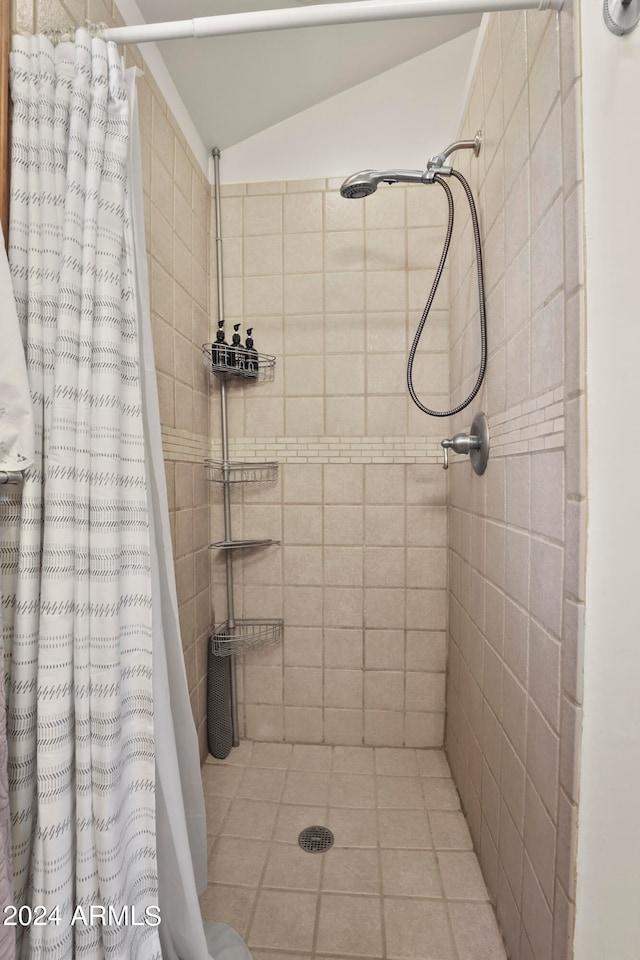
[309,746,334,958]
[372,750,386,960]
[237,745,288,942]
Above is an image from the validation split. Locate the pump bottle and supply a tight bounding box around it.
[212,320,227,368]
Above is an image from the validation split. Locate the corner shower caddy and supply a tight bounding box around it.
[204,147,284,758]
[202,345,284,753]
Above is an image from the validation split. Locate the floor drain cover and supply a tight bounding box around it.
[298,825,334,853]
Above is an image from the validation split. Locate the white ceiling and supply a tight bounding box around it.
[133,0,481,150]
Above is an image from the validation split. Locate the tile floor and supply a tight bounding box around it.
[200,741,508,960]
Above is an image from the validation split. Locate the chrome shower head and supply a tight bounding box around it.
[340,172,379,199]
[340,135,484,200]
[340,168,426,199]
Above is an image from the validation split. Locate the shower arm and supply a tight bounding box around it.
[102,0,562,46]
[424,131,482,178]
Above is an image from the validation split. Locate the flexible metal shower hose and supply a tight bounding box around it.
[407,168,487,418]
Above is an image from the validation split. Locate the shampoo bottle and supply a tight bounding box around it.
[230,323,243,370]
[245,328,258,378]
[212,320,227,368]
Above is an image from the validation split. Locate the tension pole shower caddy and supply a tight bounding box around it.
[203,148,283,758]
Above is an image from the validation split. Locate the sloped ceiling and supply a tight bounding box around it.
[133,0,481,149]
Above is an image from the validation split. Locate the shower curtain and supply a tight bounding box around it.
[7,31,162,960]
[5,28,251,960]
[0,214,34,960]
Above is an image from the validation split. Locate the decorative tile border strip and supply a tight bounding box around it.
[208,389,565,464]
[488,387,565,457]
[211,436,444,464]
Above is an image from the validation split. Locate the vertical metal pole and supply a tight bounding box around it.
[213,147,239,747]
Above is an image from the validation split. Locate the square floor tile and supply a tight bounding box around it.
[283,769,330,805]
[263,841,323,891]
[429,811,473,849]
[220,798,279,840]
[238,767,287,802]
[421,778,461,811]
[375,747,419,776]
[331,773,376,808]
[377,808,432,849]
[199,883,256,936]
[249,889,317,953]
[438,851,490,900]
[384,898,456,960]
[448,901,508,960]
[329,807,377,847]
[291,743,333,771]
[416,749,451,778]
[377,776,425,809]
[333,745,375,774]
[322,847,380,895]
[248,742,293,768]
[202,763,243,798]
[209,837,269,887]
[316,894,383,957]
[381,849,441,898]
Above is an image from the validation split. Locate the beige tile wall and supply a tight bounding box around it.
[444,10,584,960]
[138,45,212,762]
[12,0,212,759]
[209,178,455,747]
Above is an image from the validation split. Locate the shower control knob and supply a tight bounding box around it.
[440,412,489,475]
[442,432,480,455]
[441,432,480,469]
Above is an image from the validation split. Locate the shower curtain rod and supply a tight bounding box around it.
[102,0,562,45]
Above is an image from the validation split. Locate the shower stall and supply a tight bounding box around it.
[201,9,584,959]
[2,0,592,958]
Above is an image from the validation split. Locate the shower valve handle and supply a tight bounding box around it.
[441,432,481,469]
[440,414,490,475]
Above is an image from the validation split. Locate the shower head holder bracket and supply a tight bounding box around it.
[423,164,452,182]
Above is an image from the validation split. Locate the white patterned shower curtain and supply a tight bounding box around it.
[6,31,161,960]
[4,28,253,960]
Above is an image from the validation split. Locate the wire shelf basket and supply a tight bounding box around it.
[209,538,280,550]
[202,343,276,382]
[210,618,284,657]
[204,459,279,484]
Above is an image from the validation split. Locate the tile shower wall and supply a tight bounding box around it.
[445,10,584,960]
[12,0,212,758]
[210,178,455,747]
